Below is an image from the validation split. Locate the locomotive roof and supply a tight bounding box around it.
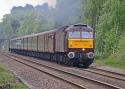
[66,24,94,31]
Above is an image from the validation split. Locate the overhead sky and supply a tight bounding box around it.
[0,0,56,22]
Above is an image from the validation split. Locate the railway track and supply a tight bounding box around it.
[84,67,125,82]
[2,53,122,89]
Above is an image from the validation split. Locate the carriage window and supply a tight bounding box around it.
[81,32,93,38]
[16,40,21,45]
[68,31,80,38]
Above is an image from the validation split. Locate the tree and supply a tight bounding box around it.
[83,0,125,58]
[11,20,20,35]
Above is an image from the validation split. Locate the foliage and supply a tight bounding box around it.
[96,33,125,70]
[83,0,125,69]
[84,0,125,59]
[83,0,105,29]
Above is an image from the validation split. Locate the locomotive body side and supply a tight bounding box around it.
[55,26,68,52]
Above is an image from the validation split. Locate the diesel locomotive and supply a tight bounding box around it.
[9,24,95,67]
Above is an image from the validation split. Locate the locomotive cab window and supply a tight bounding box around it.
[81,32,93,39]
[68,31,80,38]
[68,31,93,39]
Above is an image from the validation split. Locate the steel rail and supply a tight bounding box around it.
[90,67,125,77]
[84,68,125,82]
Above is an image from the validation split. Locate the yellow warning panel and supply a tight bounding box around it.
[68,39,93,48]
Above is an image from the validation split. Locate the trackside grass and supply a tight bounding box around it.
[0,64,26,89]
[95,58,125,70]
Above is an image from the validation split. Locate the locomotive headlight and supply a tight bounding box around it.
[68,52,75,59]
[82,48,85,51]
[87,52,94,59]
